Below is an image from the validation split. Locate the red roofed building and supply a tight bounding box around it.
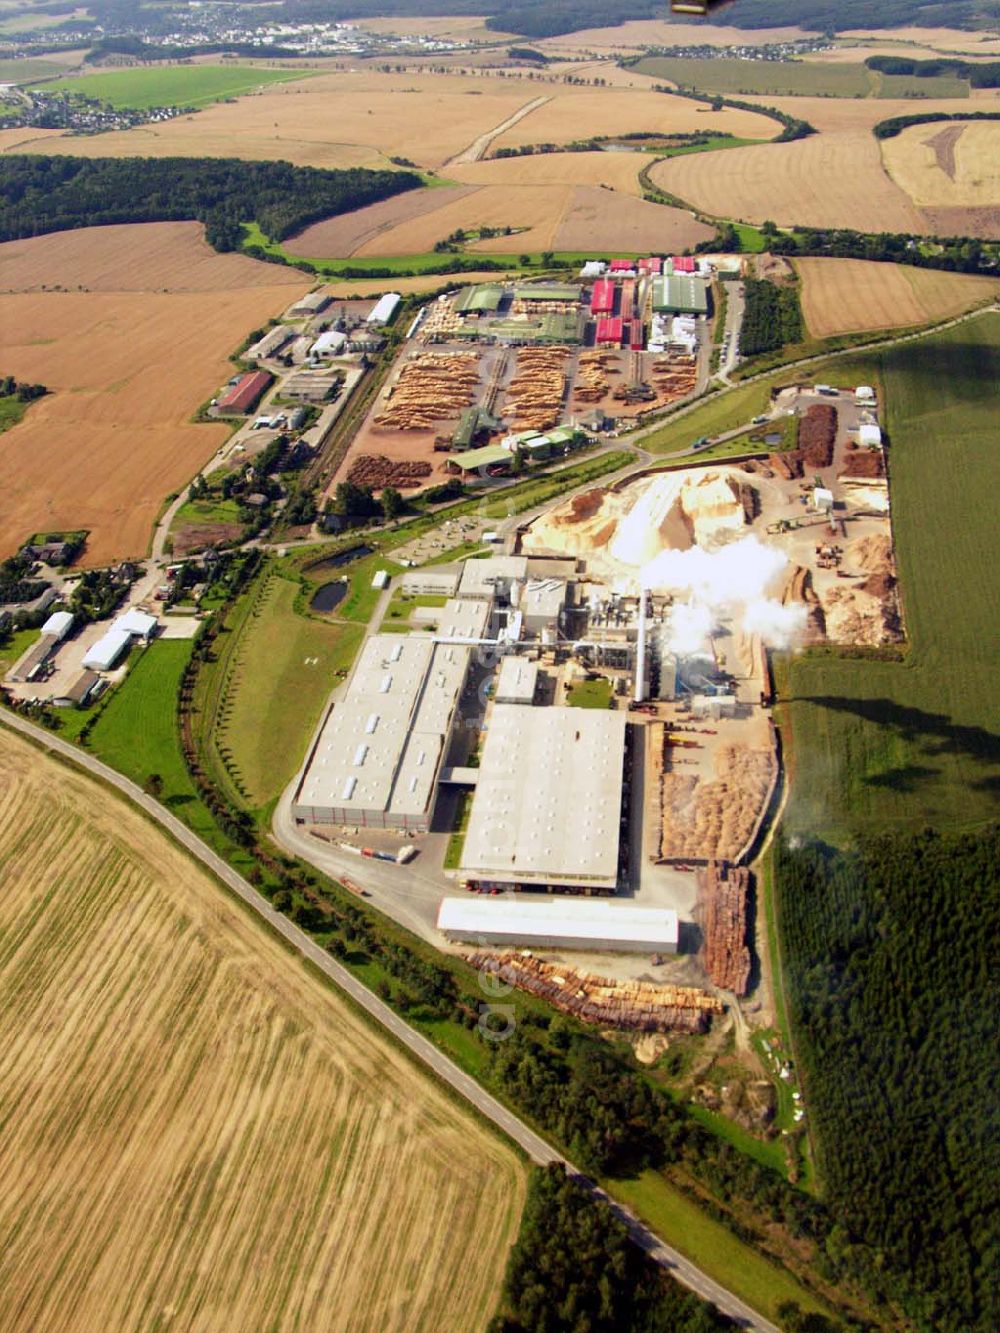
[672,256,696,274]
[638,257,663,275]
[596,316,624,347]
[628,319,645,350]
[217,370,272,414]
[609,259,635,273]
[619,278,635,322]
[590,278,615,315]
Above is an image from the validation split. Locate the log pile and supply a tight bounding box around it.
[467,953,722,1033]
[572,350,618,404]
[346,454,432,489]
[373,353,479,430]
[659,743,777,861]
[648,355,698,402]
[504,346,569,431]
[797,403,837,468]
[700,861,752,995]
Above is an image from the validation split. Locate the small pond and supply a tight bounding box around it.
[310,580,348,613]
[312,543,374,571]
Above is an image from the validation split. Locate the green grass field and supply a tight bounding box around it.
[32,63,313,109]
[781,313,1000,841]
[0,627,39,677]
[211,571,364,812]
[0,394,30,434]
[632,55,967,101]
[0,56,66,83]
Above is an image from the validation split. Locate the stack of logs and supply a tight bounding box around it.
[648,355,698,401]
[573,350,617,403]
[504,346,568,431]
[468,953,722,1033]
[346,454,432,488]
[699,861,752,996]
[373,353,479,430]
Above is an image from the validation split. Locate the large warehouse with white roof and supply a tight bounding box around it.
[437,897,678,954]
[460,705,627,891]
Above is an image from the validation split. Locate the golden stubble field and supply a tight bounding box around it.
[0,225,308,564]
[650,93,1000,234]
[795,257,1000,337]
[0,726,525,1332]
[881,119,1000,207]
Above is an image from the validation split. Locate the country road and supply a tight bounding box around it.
[0,706,778,1333]
[445,94,550,166]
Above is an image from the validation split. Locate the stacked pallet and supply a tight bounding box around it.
[467,953,722,1034]
[373,353,479,430]
[346,454,433,489]
[504,346,569,431]
[700,861,752,995]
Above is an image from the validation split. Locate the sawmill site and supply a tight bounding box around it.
[326,262,718,502]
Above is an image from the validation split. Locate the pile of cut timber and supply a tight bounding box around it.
[467,953,722,1033]
[374,353,479,430]
[573,350,617,403]
[504,347,568,431]
[346,454,432,488]
[797,403,837,468]
[700,861,751,995]
[659,743,777,861]
[648,355,698,402]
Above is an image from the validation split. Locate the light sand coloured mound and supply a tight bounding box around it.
[286,184,477,258]
[0,726,524,1332]
[526,469,751,576]
[881,120,1000,208]
[660,743,777,862]
[0,221,309,292]
[796,257,999,338]
[0,284,307,565]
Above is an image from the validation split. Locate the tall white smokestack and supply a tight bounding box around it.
[635,592,648,703]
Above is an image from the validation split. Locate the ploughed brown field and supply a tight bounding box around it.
[0,725,525,1332]
[0,223,308,564]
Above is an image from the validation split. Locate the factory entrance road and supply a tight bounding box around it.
[0,707,777,1333]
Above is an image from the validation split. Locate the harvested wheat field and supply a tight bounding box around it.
[796,257,999,338]
[286,184,477,258]
[0,220,310,292]
[553,185,712,253]
[362,183,568,256]
[881,120,1000,237]
[0,125,65,154]
[0,727,524,1333]
[651,93,998,233]
[535,20,807,56]
[450,149,647,196]
[0,282,306,564]
[317,270,520,298]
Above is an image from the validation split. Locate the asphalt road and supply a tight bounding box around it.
[0,706,778,1333]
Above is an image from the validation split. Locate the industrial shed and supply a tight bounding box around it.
[82,627,132,673]
[652,274,708,316]
[437,897,678,954]
[494,656,538,705]
[460,705,627,890]
[216,370,272,415]
[367,292,402,325]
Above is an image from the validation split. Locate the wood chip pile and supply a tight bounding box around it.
[503,347,569,431]
[374,353,479,430]
[346,453,432,488]
[467,953,722,1033]
[700,861,752,995]
[768,451,803,480]
[572,350,618,404]
[659,743,777,861]
[840,446,885,479]
[796,403,837,468]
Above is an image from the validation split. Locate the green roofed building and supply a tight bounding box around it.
[491,311,584,345]
[513,283,582,304]
[452,405,502,451]
[652,274,708,316]
[446,443,514,474]
[454,284,505,314]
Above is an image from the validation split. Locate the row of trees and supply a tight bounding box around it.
[874,109,1000,140]
[0,156,422,251]
[739,277,803,358]
[867,54,1000,88]
[775,829,1000,1331]
[0,374,47,403]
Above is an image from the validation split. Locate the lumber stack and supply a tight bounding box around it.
[504,346,568,431]
[467,953,722,1033]
[700,861,752,995]
[346,454,432,488]
[373,353,479,430]
[572,350,618,403]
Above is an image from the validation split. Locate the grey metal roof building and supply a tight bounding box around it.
[460,705,627,890]
[494,656,538,705]
[437,897,677,954]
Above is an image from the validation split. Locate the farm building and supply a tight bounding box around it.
[41,610,74,641]
[292,630,475,831]
[246,325,294,360]
[347,329,386,353]
[367,293,402,325]
[855,385,877,405]
[53,670,101,708]
[82,627,133,673]
[216,370,272,415]
[494,656,538,705]
[287,291,331,318]
[596,316,624,347]
[283,368,341,402]
[459,704,627,891]
[590,279,615,316]
[7,631,62,682]
[437,897,678,954]
[652,275,708,316]
[310,330,347,358]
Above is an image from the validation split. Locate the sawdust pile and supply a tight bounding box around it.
[821,533,902,646]
[659,744,776,861]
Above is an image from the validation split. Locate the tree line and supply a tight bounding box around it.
[867,54,1000,88]
[873,109,1000,140]
[775,828,1000,1331]
[0,156,422,251]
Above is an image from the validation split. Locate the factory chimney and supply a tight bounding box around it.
[635,592,648,703]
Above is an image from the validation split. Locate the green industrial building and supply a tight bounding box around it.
[512,283,583,304]
[651,274,708,316]
[454,284,505,314]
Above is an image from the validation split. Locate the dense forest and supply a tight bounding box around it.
[0,156,422,250]
[738,277,803,358]
[491,1166,735,1332]
[867,55,1000,87]
[775,829,1000,1331]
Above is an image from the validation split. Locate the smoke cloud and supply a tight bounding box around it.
[641,536,806,652]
